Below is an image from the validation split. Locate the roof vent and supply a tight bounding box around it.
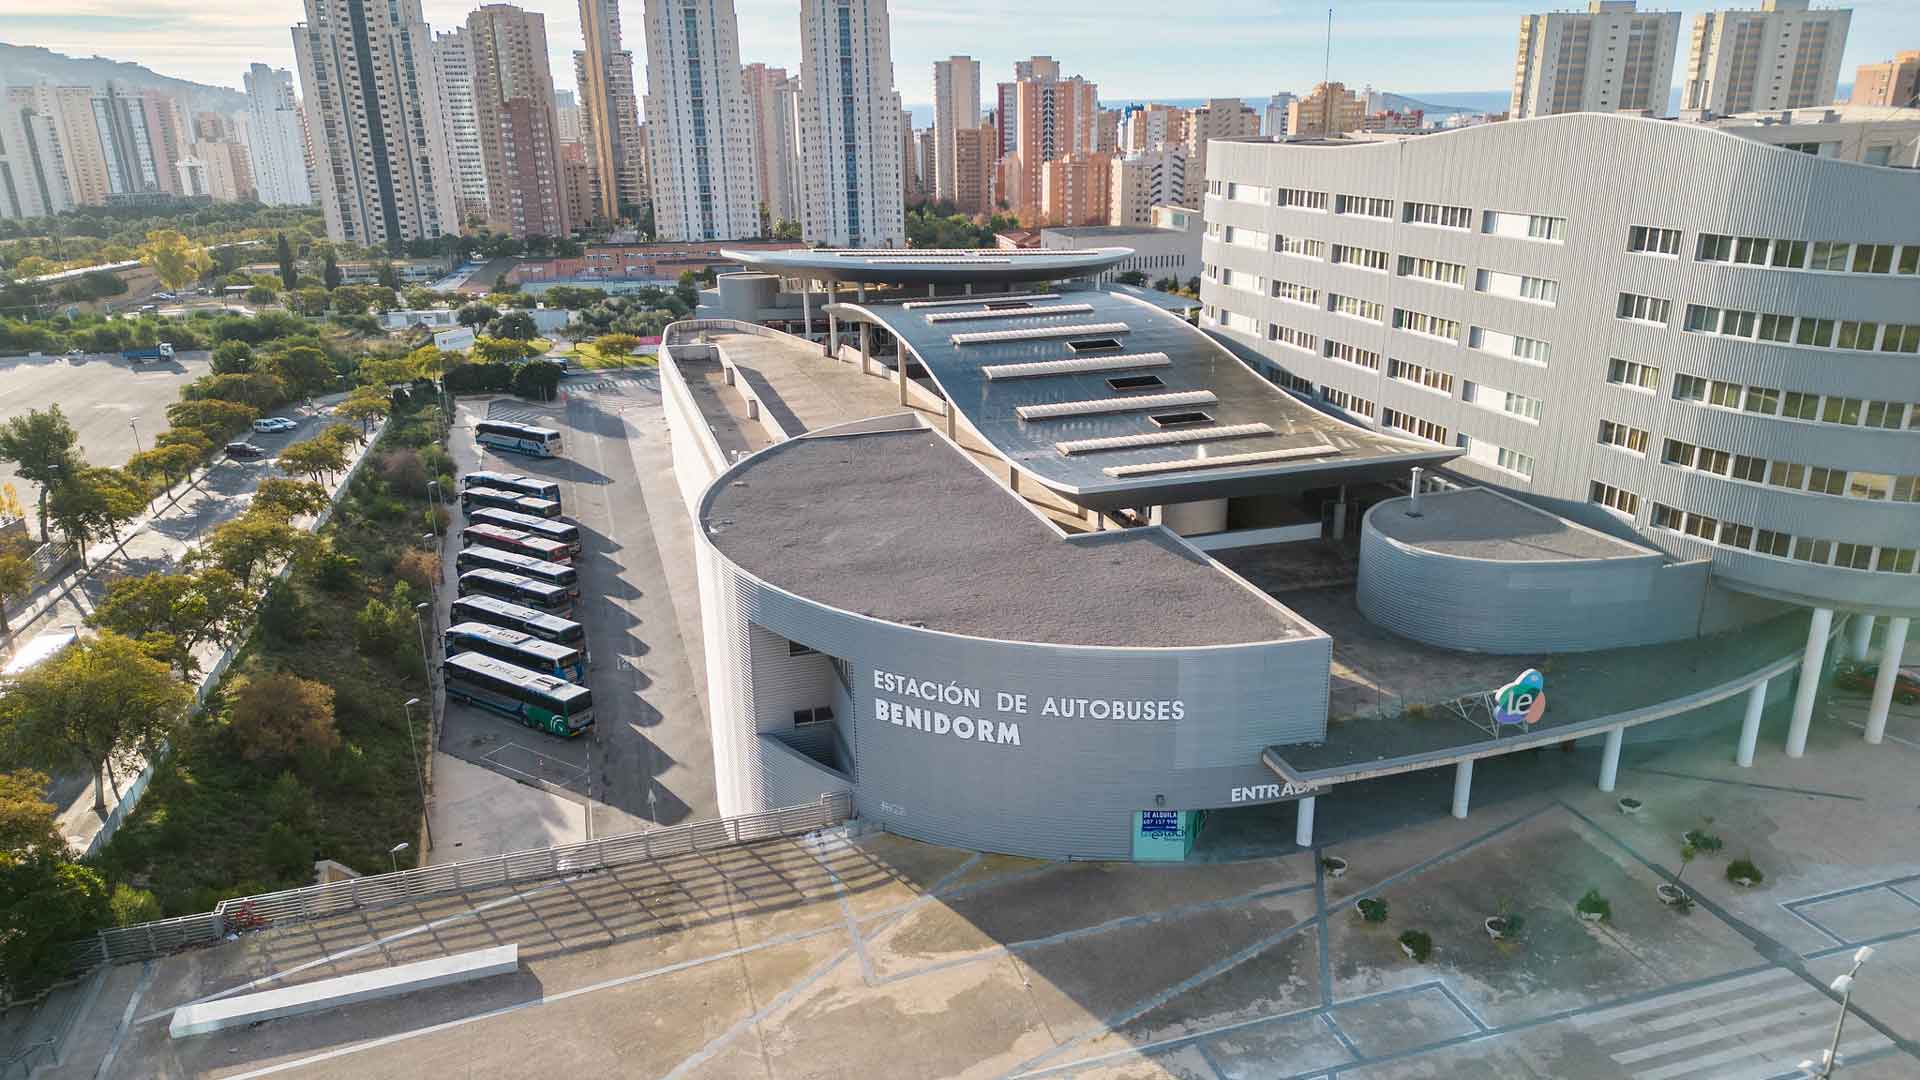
[1066,337,1123,353]
[1106,375,1165,391]
[1149,411,1214,428]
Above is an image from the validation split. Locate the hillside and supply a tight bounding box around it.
[0,42,248,114]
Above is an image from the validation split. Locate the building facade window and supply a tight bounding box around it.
[1396,254,1466,287]
[1276,187,1328,211]
[1484,209,1565,241]
[1333,193,1393,218]
[1271,279,1321,307]
[1387,357,1454,395]
[1324,338,1381,370]
[1627,224,1682,255]
[1591,480,1640,517]
[1329,293,1385,323]
[1275,235,1326,260]
[1330,243,1389,272]
[1268,322,1320,354]
[1617,292,1671,325]
[1381,407,1448,444]
[1598,419,1650,454]
[1393,308,1461,342]
[1476,268,1559,304]
[1322,386,1377,419]
[1403,201,1472,229]
[1607,357,1660,391]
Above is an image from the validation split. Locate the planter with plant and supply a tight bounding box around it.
[1617,796,1643,816]
[1321,855,1348,878]
[1398,929,1432,962]
[1356,897,1390,923]
[1658,843,1697,910]
[1681,819,1723,855]
[1577,888,1611,923]
[1486,899,1524,941]
[1726,857,1764,888]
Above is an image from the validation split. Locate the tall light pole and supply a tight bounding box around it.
[403,697,431,848]
[128,415,142,454]
[1800,945,1875,1078]
[388,841,409,874]
[414,601,433,690]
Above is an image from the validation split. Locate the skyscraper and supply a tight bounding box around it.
[294,0,458,245]
[432,28,489,224]
[0,89,73,219]
[1684,1,1852,115]
[933,55,980,204]
[244,64,313,207]
[554,89,583,145]
[138,90,187,197]
[576,0,648,223]
[643,0,758,241]
[797,0,905,247]
[93,82,167,200]
[1183,97,1259,207]
[743,63,801,226]
[1511,2,1682,119]
[468,4,570,238]
[1851,52,1920,108]
[1007,67,1099,224]
[1264,92,1297,137]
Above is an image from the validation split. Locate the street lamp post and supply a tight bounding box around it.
[388,841,410,874]
[414,601,432,690]
[1800,946,1875,1078]
[128,415,142,455]
[403,697,432,848]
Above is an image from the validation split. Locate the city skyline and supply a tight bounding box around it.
[10,0,1917,106]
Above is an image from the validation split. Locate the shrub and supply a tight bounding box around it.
[109,883,163,926]
[1683,828,1723,854]
[266,771,316,833]
[378,449,429,497]
[261,822,313,879]
[1356,897,1390,923]
[1398,929,1433,963]
[0,856,111,1000]
[314,550,360,591]
[1577,889,1612,922]
[394,549,440,592]
[1726,858,1764,886]
[259,582,306,643]
[512,359,562,401]
[228,671,340,764]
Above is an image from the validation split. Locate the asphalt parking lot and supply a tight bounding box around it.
[437,369,716,840]
[0,350,213,499]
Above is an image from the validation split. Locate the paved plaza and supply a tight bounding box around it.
[31,684,1920,1079]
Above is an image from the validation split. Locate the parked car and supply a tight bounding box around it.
[250,417,298,433]
[224,442,267,460]
[1833,661,1920,705]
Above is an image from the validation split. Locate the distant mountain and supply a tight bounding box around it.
[0,43,248,114]
[1381,92,1509,116]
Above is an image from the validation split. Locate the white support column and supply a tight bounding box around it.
[1736,678,1768,767]
[1866,616,1912,744]
[1295,796,1315,848]
[1849,613,1875,662]
[801,285,813,338]
[1598,726,1624,792]
[857,282,867,303]
[858,324,871,376]
[1786,607,1834,758]
[1451,759,1473,819]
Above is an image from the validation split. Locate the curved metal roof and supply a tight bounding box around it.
[717,246,1134,285]
[828,289,1459,511]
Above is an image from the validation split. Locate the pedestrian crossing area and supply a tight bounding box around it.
[484,401,559,424]
[1570,967,1892,1079]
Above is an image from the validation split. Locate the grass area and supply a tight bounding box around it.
[564,341,656,370]
[93,404,448,915]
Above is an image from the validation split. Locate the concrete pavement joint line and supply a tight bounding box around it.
[1323,800,1559,917]
[1781,902,1851,948]
[658,949,856,1080]
[1805,922,1920,960]
[1844,717,1920,749]
[1887,882,1920,909]
[1781,872,1920,910]
[1622,766,1867,801]
[132,874,580,1025]
[1431,979,1492,1032]
[1190,1035,1232,1080]
[1759,1043,1910,1080]
[870,878,1316,989]
[216,921,851,1080]
[1320,1012,1362,1058]
[91,961,154,1080]
[1556,798,1920,1066]
[1313,846,1332,1009]
[1002,913,1322,1077]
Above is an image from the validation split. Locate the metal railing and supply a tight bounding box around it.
[67,793,853,973]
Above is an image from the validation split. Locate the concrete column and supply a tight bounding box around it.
[945,401,956,438]
[964,283,974,296]
[1009,469,1020,495]
[1786,607,1834,758]
[858,324,871,376]
[1451,759,1473,819]
[1849,613,1875,662]
[1736,678,1768,767]
[801,286,813,339]
[928,284,936,297]
[1598,726,1624,792]
[857,282,867,303]
[826,314,839,358]
[1295,796,1315,848]
[1330,485,1349,541]
[1865,616,1912,744]
[897,346,910,405]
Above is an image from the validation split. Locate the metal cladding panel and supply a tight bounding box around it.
[760,736,852,808]
[708,551,1331,862]
[1356,511,1710,654]
[1202,115,1920,615]
[746,623,834,733]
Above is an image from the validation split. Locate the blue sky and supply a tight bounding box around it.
[3,0,1915,104]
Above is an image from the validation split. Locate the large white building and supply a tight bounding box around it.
[242,64,313,207]
[575,0,648,223]
[796,0,905,248]
[432,28,488,225]
[1264,92,1297,138]
[742,63,802,226]
[1683,1,1852,115]
[1109,149,1187,227]
[932,55,980,205]
[294,0,458,245]
[1511,2,1682,118]
[0,93,73,219]
[643,0,759,241]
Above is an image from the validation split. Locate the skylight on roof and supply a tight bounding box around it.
[1016,390,1217,421]
[923,303,1096,323]
[1101,444,1343,477]
[1106,375,1165,391]
[1055,423,1274,456]
[950,322,1131,346]
[900,292,1061,309]
[1149,411,1214,428]
[979,352,1170,380]
[1066,337,1124,353]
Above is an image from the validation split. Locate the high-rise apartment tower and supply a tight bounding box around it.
[1511,2,1682,118]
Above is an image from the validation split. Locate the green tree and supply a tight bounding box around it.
[276,436,351,486]
[1114,270,1149,286]
[375,261,400,290]
[275,232,296,290]
[0,631,192,817]
[186,372,287,411]
[48,467,145,558]
[87,568,247,678]
[0,855,111,1000]
[0,770,59,855]
[0,554,29,655]
[674,270,700,310]
[321,249,342,290]
[136,229,213,293]
[772,218,802,242]
[165,399,257,442]
[457,302,500,328]
[250,478,331,521]
[194,513,315,589]
[211,339,254,374]
[260,344,332,393]
[471,336,542,365]
[0,405,80,541]
[228,671,339,764]
[338,385,391,435]
[490,311,537,340]
[287,287,330,317]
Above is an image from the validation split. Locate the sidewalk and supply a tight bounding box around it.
[426,753,587,863]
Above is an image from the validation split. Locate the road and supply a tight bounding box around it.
[0,350,213,509]
[438,369,716,839]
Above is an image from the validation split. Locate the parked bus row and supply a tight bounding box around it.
[446,463,595,738]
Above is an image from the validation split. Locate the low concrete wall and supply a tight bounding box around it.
[169,944,518,1039]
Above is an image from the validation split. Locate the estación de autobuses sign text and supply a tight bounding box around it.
[872,668,1189,750]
